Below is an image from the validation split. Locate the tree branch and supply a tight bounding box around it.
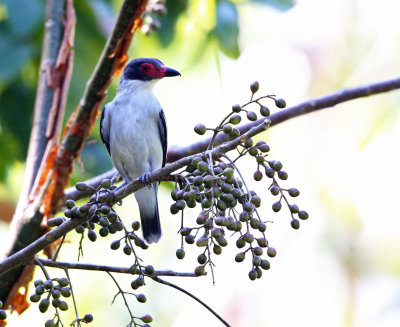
[0,0,75,304]
[0,120,270,277]
[64,74,400,199]
[33,258,199,277]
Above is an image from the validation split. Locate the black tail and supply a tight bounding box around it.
[140,204,161,243]
[135,185,162,243]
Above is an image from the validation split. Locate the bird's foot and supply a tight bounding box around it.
[139,172,153,189]
[111,171,122,184]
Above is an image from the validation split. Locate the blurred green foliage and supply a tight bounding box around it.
[0,0,293,188]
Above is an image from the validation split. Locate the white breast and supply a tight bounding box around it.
[108,80,163,181]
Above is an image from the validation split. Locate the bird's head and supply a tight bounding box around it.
[121,58,181,82]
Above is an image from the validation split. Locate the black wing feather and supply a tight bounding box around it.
[100,105,111,155]
[158,109,168,168]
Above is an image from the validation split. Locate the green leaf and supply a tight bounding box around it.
[251,0,295,11]
[212,0,240,59]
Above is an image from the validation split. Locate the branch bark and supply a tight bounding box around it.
[34,259,199,277]
[0,120,270,277]
[0,0,148,304]
[0,0,74,305]
[63,74,400,199]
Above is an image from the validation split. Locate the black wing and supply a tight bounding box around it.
[158,109,168,168]
[100,104,111,155]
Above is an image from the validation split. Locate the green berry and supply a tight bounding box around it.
[236,238,246,248]
[75,182,88,192]
[298,210,309,220]
[261,259,271,270]
[275,98,286,108]
[248,269,257,281]
[145,265,154,275]
[59,301,68,311]
[288,188,300,197]
[247,111,257,121]
[65,199,75,209]
[260,105,270,117]
[291,219,300,229]
[267,247,277,257]
[222,124,233,134]
[39,298,50,313]
[229,114,241,125]
[235,252,245,262]
[35,285,45,295]
[197,253,207,264]
[58,277,69,287]
[30,294,41,302]
[253,170,263,181]
[232,104,242,113]
[272,201,282,212]
[83,314,94,323]
[176,248,185,259]
[250,81,259,93]
[213,244,222,255]
[194,123,207,135]
[123,244,132,255]
[278,170,288,180]
[45,319,55,327]
[195,266,205,276]
[289,204,299,213]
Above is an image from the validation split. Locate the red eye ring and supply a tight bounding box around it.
[140,63,152,73]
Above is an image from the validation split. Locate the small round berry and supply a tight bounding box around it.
[270,185,280,196]
[39,298,50,313]
[272,201,282,212]
[232,104,242,112]
[247,111,257,121]
[298,210,309,220]
[58,278,69,287]
[140,314,152,323]
[123,244,132,255]
[222,124,233,134]
[194,123,207,135]
[291,219,300,229]
[213,244,222,255]
[195,265,205,276]
[260,105,270,117]
[289,204,299,213]
[176,248,185,259]
[275,98,286,108]
[288,188,300,197]
[45,319,55,327]
[253,170,263,181]
[145,265,154,275]
[235,252,245,262]
[83,314,94,323]
[267,247,277,257]
[250,81,259,93]
[75,182,88,192]
[261,259,271,270]
[59,301,68,311]
[197,253,207,264]
[229,114,241,125]
[65,199,75,209]
[248,269,257,281]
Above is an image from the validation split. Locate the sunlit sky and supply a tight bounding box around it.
[2,0,400,326]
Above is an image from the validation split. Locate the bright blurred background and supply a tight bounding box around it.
[1,0,400,326]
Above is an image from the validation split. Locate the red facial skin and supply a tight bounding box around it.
[140,63,166,79]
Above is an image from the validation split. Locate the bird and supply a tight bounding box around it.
[100,58,180,243]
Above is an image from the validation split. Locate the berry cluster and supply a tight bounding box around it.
[174,81,308,280]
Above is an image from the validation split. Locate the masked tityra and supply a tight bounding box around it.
[100,58,180,243]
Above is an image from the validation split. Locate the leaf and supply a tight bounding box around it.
[251,0,295,11]
[212,0,240,59]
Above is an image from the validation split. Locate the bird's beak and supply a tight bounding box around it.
[163,67,181,77]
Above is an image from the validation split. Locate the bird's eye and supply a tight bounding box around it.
[141,64,151,72]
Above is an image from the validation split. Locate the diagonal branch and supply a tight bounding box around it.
[0,120,270,277]
[64,74,400,199]
[1,0,76,305]
[1,0,148,305]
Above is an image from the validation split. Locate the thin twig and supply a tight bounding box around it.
[151,276,231,327]
[33,258,201,277]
